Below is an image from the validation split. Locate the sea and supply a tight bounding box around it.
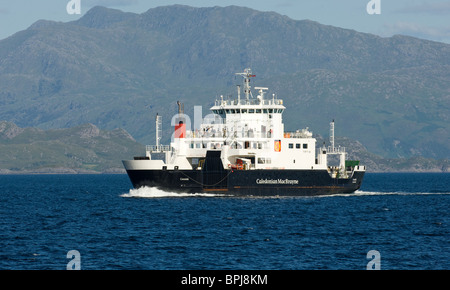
[0,173,449,270]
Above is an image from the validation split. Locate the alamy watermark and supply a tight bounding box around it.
[366,250,381,270]
[66,250,81,270]
[367,0,381,15]
[67,0,81,15]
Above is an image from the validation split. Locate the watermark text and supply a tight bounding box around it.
[67,0,81,15]
[67,250,81,270]
[367,0,381,15]
[366,250,381,270]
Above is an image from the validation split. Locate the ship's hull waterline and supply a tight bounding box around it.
[124,168,365,196]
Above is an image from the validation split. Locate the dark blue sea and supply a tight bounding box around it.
[0,173,449,270]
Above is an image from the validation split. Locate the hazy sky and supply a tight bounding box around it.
[0,0,449,43]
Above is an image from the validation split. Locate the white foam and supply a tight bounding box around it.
[120,186,225,198]
[120,187,449,199]
[345,190,449,197]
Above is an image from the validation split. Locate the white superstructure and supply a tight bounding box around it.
[129,68,364,179]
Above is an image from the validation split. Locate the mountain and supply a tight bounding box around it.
[0,5,449,160]
[0,121,142,173]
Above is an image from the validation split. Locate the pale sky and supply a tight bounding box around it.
[0,0,449,43]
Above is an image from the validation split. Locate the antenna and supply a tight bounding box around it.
[237,85,241,102]
[254,87,268,102]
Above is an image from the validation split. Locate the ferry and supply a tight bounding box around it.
[122,69,365,196]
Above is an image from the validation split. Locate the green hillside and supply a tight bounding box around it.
[0,121,143,173]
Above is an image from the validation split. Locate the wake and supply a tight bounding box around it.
[332,190,450,197]
[120,186,225,198]
[120,187,450,199]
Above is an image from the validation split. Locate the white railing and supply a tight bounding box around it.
[214,98,284,106]
[146,145,171,152]
[185,130,273,139]
[326,146,346,154]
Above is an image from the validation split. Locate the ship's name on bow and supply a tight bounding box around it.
[256,178,299,185]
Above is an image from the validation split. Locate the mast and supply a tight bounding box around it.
[330,119,335,152]
[235,68,255,101]
[156,113,162,150]
[237,85,241,103]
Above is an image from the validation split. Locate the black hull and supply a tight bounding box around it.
[125,168,365,196]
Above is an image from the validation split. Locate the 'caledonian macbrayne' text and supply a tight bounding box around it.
[256,179,299,185]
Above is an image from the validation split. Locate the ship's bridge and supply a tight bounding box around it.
[210,97,285,117]
[210,86,285,118]
[207,86,286,141]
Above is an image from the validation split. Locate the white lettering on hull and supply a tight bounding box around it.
[256,178,299,185]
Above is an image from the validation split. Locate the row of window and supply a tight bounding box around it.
[189,141,267,150]
[288,143,308,149]
[212,108,284,115]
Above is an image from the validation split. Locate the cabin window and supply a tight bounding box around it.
[258,157,271,164]
[303,144,308,149]
[236,109,240,113]
[296,144,301,149]
[256,109,261,113]
[231,109,235,113]
[268,109,273,113]
[226,109,230,114]
[242,109,247,113]
[263,109,268,113]
[289,143,294,149]
[249,109,254,113]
